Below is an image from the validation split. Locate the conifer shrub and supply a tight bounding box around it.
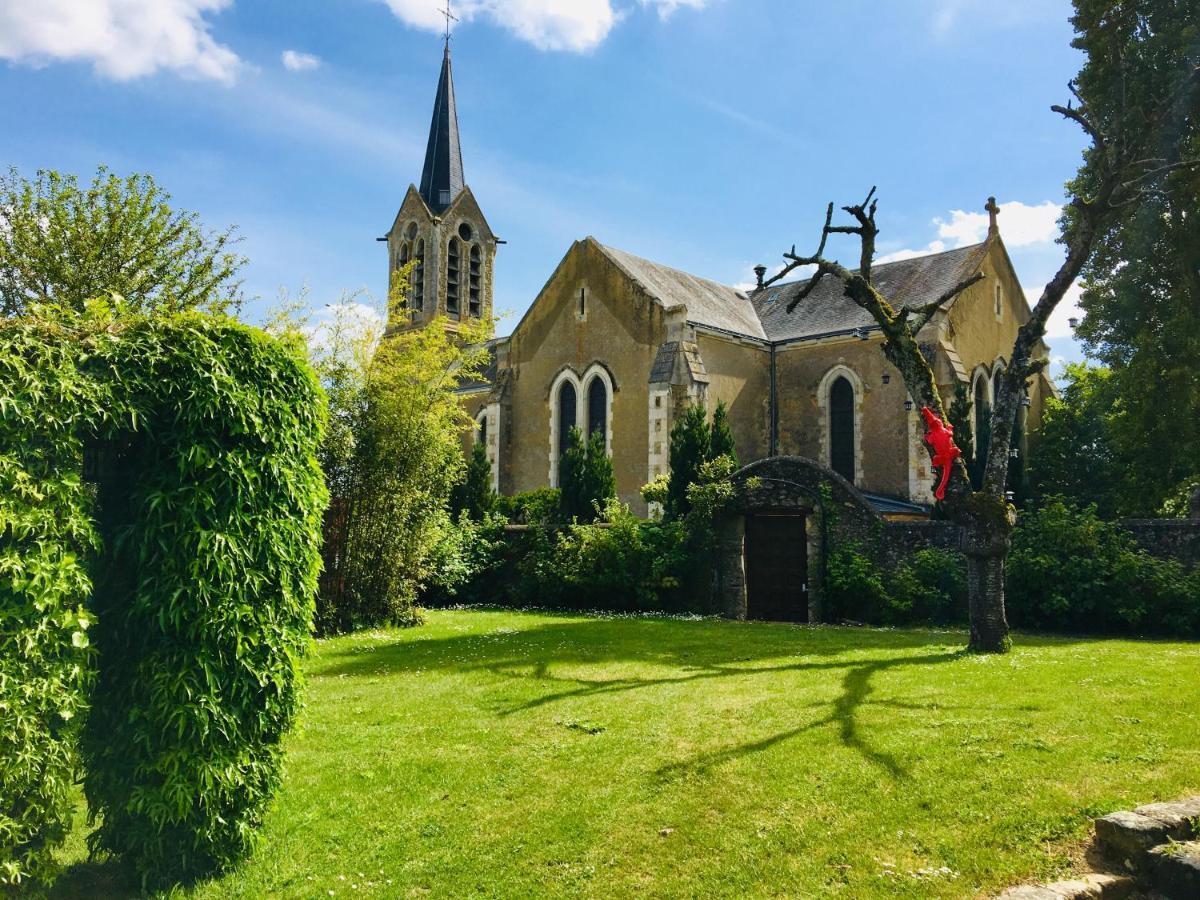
[0,305,326,887]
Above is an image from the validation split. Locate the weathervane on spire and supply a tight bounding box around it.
[440,0,458,50]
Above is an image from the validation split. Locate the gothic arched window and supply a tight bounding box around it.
[469,245,481,317]
[447,238,461,314]
[557,381,577,460]
[413,240,425,311]
[829,376,856,483]
[587,377,607,441]
[974,375,991,465]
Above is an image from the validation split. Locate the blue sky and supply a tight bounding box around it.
[0,0,1090,367]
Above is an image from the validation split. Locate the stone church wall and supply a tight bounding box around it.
[503,240,666,514]
[694,332,771,463]
[773,337,912,499]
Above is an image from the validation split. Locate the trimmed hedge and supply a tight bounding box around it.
[0,307,326,887]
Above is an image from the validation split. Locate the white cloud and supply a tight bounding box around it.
[379,0,705,53]
[876,240,947,265]
[641,0,707,20]
[935,200,1061,248]
[281,50,321,72]
[1028,280,1083,339]
[0,0,241,83]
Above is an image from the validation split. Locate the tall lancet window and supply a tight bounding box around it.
[557,382,577,460]
[413,240,425,311]
[829,376,856,483]
[447,238,461,314]
[587,377,607,442]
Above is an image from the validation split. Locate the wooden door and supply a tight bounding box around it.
[745,514,808,622]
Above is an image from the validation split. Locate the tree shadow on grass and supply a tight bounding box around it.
[320,614,977,781]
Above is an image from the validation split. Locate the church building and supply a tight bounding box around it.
[385,45,1056,519]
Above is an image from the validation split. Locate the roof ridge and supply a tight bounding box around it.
[597,241,747,295]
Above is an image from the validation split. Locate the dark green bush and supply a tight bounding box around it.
[495,488,561,525]
[0,305,326,888]
[1008,498,1200,637]
[825,544,968,627]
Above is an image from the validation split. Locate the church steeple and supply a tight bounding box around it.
[385,27,495,340]
[419,44,464,214]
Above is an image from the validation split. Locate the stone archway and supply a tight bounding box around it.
[715,456,883,622]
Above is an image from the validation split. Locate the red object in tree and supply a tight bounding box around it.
[921,407,962,501]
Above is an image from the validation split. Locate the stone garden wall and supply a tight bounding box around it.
[1119,519,1200,568]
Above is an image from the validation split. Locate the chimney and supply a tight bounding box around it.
[754,265,767,290]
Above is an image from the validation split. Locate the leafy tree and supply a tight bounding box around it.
[0,167,245,317]
[558,428,615,523]
[451,441,496,521]
[666,403,711,519]
[271,278,492,633]
[710,399,739,467]
[1069,0,1200,516]
[1027,364,1123,517]
[758,3,1199,651]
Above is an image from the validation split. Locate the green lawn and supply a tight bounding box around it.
[54,609,1199,898]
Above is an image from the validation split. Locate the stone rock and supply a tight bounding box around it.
[995,874,1134,900]
[997,887,1061,900]
[1148,840,1200,899]
[1134,797,1200,838]
[1095,811,1173,867]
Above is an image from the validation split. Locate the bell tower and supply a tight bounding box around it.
[383,30,497,337]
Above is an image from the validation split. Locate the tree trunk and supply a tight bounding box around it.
[962,517,1013,653]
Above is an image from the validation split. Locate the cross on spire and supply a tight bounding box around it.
[986,196,1000,236]
[440,1,458,50]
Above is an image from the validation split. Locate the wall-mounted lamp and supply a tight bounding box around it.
[1068,317,1080,330]
[903,399,914,412]
[882,373,891,385]
[1010,447,1020,459]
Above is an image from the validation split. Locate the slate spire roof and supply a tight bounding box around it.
[419,44,465,214]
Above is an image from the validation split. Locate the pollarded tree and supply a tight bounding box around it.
[762,10,1199,651]
[0,167,245,317]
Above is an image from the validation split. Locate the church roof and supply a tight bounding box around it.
[752,243,988,342]
[419,46,465,214]
[593,239,988,345]
[596,242,767,339]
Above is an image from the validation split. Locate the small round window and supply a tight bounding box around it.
[458,223,473,241]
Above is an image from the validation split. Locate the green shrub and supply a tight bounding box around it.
[825,545,968,627]
[550,500,691,612]
[450,442,496,521]
[495,488,561,525]
[0,316,100,888]
[0,305,327,888]
[1008,498,1200,636]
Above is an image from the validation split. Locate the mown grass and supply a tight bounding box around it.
[53,608,1199,898]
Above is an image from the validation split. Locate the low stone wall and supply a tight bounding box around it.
[1119,519,1200,568]
[878,521,963,571]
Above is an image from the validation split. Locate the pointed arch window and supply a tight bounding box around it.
[829,376,856,483]
[557,382,577,460]
[413,240,425,311]
[469,245,482,317]
[587,377,607,441]
[974,374,992,465]
[447,238,461,314]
